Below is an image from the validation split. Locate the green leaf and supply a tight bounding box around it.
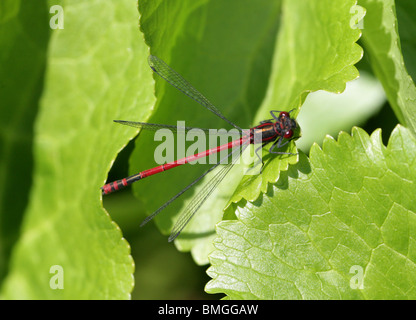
[359,0,416,134]
[0,0,151,299]
[206,125,416,299]
[229,0,364,206]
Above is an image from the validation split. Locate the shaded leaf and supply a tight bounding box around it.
[0,0,49,283]
[359,0,416,134]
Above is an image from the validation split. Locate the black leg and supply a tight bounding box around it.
[270,110,283,121]
[253,136,298,175]
[270,109,295,121]
[269,137,297,155]
[255,142,269,173]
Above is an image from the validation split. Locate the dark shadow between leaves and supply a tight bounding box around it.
[0,1,50,283]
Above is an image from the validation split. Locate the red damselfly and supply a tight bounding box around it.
[102,56,299,242]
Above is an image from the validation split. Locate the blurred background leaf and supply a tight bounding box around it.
[359,0,416,133]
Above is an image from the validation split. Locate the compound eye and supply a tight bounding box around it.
[283,129,293,139]
[279,111,290,118]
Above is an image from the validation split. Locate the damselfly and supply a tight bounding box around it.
[102,56,299,242]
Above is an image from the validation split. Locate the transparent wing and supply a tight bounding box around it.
[114,120,242,136]
[168,142,249,242]
[148,55,241,131]
[114,120,210,134]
